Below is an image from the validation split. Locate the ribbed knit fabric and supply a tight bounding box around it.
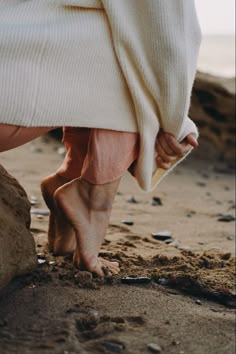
[0,0,202,191]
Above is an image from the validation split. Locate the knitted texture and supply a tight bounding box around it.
[0,0,201,191]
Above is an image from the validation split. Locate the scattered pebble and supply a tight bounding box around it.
[102,341,125,353]
[121,220,134,226]
[227,236,233,241]
[147,343,162,353]
[127,196,139,204]
[38,259,46,265]
[195,299,202,305]
[152,231,173,242]
[31,208,49,216]
[172,340,180,345]
[121,276,152,285]
[218,214,235,222]
[151,196,162,206]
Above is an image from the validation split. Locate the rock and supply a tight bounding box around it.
[121,276,152,285]
[127,196,139,204]
[152,231,173,242]
[0,164,37,290]
[101,341,125,353]
[147,343,162,353]
[195,299,202,305]
[190,71,235,164]
[218,214,235,222]
[121,220,134,226]
[151,197,162,206]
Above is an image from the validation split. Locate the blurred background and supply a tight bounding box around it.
[195,0,235,77]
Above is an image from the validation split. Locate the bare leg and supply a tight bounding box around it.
[41,128,90,254]
[54,177,121,277]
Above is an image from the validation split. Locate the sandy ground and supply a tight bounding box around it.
[0,135,235,354]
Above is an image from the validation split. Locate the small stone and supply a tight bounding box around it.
[172,340,180,345]
[102,341,125,353]
[49,261,56,265]
[121,220,134,226]
[147,343,162,353]
[31,208,49,216]
[121,276,152,284]
[152,231,173,242]
[195,299,202,305]
[218,214,235,222]
[151,196,162,206]
[38,259,46,265]
[227,236,233,240]
[127,196,139,204]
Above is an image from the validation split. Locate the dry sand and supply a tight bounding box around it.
[0,135,235,354]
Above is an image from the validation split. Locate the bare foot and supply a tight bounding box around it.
[54,177,121,277]
[41,173,76,254]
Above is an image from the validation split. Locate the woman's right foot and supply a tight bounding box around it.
[54,177,121,277]
[41,173,76,255]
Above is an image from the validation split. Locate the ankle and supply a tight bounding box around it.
[79,178,118,211]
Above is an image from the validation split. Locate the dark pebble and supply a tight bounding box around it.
[121,220,134,226]
[102,341,125,353]
[127,196,139,204]
[218,214,235,222]
[121,276,152,284]
[151,197,162,206]
[195,299,202,305]
[152,231,173,242]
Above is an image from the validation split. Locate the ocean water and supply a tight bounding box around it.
[197,35,235,77]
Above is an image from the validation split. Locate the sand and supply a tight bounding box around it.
[0,134,235,354]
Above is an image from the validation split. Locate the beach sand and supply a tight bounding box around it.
[0,134,235,354]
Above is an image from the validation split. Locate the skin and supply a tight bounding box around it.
[155,131,198,169]
[41,131,198,277]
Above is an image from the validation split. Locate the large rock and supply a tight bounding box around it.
[0,164,37,290]
[190,71,235,164]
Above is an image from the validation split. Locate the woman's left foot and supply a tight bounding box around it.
[41,173,76,254]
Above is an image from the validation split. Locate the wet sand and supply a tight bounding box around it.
[0,135,235,354]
